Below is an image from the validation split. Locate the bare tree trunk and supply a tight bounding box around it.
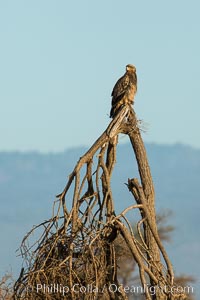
[125,109,174,299]
[13,106,187,300]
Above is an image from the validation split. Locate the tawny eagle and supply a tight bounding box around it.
[110,64,137,118]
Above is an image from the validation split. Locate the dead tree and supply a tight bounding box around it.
[13,105,187,300]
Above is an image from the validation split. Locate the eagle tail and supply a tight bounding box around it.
[110,106,114,118]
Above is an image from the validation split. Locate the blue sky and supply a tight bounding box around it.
[0,0,200,152]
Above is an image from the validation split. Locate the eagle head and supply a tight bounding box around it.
[126,64,136,73]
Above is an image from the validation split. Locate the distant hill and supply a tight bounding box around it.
[0,143,199,296]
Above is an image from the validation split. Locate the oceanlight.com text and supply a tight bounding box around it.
[34,283,194,296]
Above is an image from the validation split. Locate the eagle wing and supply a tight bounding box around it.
[111,73,130,106]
